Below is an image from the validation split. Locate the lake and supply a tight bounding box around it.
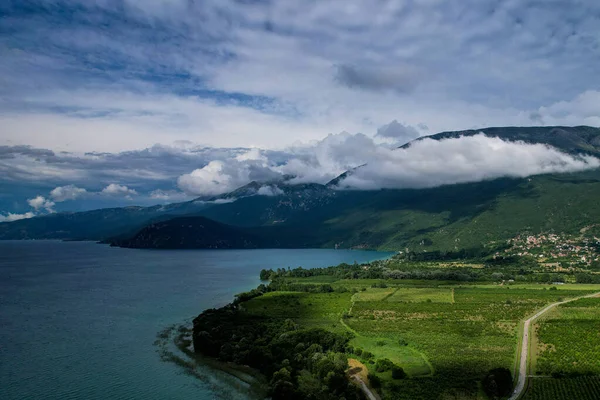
[0,241,391,400]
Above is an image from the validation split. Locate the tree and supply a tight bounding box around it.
[260,268,274,280]
[482,368,513,399]
[391,366,407,380]
[362,351,374,360]
[375,358,395,372]
[368,373,382,388]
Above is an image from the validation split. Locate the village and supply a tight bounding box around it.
[499,232,600,269]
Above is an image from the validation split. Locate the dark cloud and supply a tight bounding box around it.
[0,145,55,159]
[529,111,544,124]
[334,64,420,93]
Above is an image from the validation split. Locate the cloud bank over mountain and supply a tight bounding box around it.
[1,128,600,219]
[337,135,600,190]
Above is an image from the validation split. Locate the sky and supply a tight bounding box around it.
[1,0,600,220]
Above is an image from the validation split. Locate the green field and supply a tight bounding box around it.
[345,287,593,399]
[522,376,600,400]
[385,287,453,303]
[239,277,599,399]
[534,297,600,377]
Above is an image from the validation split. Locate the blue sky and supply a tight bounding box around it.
[1,0,600,219]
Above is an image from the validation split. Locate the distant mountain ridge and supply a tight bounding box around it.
[2,126,600,251]
[401,126,600,156]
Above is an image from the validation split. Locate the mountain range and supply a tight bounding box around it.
[3,126,600,252]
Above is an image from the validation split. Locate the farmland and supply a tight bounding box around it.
[343,285,595,399]
[522,377,600,400]
[535,297,600,377]
[190,256,600,400]
[522,296,600,400]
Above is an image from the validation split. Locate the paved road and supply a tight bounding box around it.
[509,292,600,400]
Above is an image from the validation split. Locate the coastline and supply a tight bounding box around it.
[155,323,269,399]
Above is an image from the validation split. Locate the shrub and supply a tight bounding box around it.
[368,373,382,388]
[398,338,408,346]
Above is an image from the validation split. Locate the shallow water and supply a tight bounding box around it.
[0,241,391,399]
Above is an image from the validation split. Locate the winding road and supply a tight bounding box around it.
[509,291,600,400]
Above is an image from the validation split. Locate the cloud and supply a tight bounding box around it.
[334,64,420,93]
[236,148,266,162]
[27,196,55,212]
[2,0,600,155]
[257,185,284,196]
[177,159,280,196]
[0,212,36,223]
[50,185,87,202]
[101,184,138,197]
[149,189,191,202]
[336,134,600,190]
[275,131,379,184]
[375,120,421,144]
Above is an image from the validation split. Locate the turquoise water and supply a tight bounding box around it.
[0,241,391,399]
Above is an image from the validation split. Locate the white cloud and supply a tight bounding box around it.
[177,159,280,196]
[50,185,87,202]
[276,132,379,184]
[101,184,138,197]
[336,134,600,190]
[257,185,284,196]
[235,148,266,162]
[0,212,36,223]
[27,196,55,212]
[174,129,600,197]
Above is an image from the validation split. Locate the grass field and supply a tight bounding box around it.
[238,279,600,399]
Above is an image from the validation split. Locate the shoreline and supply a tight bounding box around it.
[155,323,268,399]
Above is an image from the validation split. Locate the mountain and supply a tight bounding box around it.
[0,201,210,240]
[110,168,600,251]
[112,216,263,249]
[0,181,336,240]
[3,126,600,250]
[112,215,321,249]
[401,126,600,156]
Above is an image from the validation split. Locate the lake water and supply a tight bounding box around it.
[0,241,391,400]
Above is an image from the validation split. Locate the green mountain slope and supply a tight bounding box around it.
[115,169,600,251]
